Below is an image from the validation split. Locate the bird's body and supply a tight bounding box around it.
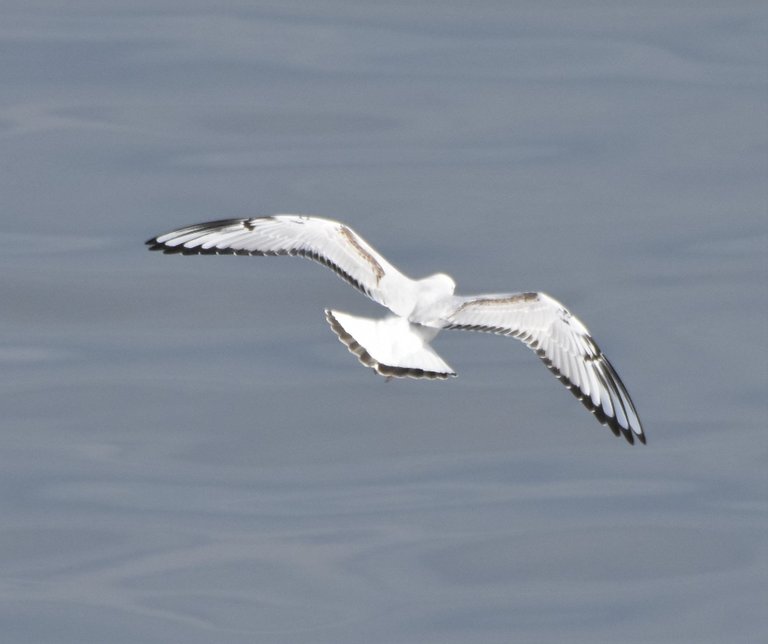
[147,215,645,444]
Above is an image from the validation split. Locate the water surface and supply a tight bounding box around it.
[1,2,766,642]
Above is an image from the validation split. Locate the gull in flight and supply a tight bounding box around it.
[147,215,645,444]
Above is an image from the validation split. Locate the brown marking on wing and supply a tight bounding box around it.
[457,292,539,312]
[338,225,385,284]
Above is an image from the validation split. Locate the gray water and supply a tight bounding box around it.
[1,2,766,642]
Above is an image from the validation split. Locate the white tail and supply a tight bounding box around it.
[325,310,456,379]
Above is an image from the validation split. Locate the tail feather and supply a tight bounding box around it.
[325,310,456,380]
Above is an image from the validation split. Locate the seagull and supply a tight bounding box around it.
[147,215,645,444]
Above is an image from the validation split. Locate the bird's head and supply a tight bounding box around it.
[424,272,456,295]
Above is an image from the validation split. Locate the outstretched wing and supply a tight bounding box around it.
[444,291,644,444]
[146,215,417,316]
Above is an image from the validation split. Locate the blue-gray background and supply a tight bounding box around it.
[1,2,766,642]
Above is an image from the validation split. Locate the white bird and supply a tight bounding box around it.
[147,215,645,444]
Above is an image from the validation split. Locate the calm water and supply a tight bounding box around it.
[1,2,766,642]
